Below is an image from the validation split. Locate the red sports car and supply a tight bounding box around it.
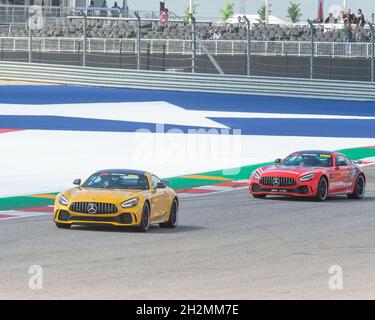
[249,150,366,201]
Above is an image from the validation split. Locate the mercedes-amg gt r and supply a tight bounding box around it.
[54,169,179,232]
[249,150,366,201]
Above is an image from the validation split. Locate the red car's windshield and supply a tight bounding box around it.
[282,153,333,167]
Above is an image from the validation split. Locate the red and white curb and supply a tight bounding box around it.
[358,159,375,167]
[0,206,53,221]
[176,180,249,198]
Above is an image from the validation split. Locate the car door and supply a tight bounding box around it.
[332,155,352,193]
[149,175,169,221]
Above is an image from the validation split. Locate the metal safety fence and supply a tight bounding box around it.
[0,37,373,58]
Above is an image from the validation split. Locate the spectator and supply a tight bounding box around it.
[343,8,354,24]
[237,16,245,29]
[356,9,366,27]
[111,2,121,18]
[87,1,95,17]
[160,8,169,24]
[325,12,336,24]
[100,0,108,17]
[314,16,323,23]
[337,10,344,23]
[211,28,223,40]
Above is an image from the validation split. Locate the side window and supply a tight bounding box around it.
[151,175,161,189]
[336,156,351,166]
[344,157,352,166]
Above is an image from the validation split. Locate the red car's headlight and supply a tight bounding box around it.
[251,170,261,180]
[300,173,315,181]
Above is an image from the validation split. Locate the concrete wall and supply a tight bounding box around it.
[0,51,372,82]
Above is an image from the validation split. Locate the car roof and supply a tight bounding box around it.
[292,150,335,155]
[94,169,151,176]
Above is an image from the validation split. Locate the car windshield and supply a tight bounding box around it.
[82,173,149,190]
[282,153,333,167]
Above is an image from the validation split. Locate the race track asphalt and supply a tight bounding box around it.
[0,167,374,300]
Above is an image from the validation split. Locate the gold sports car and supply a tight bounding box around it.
[54,169,179,232]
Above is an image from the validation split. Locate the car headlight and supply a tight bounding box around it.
[58,194,69,206]
[251,169,261,180]
[121,198,139,209]
[300,173,315,181]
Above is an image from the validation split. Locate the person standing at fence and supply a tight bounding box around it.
[160,9,169,24]
[100,1,108,17]
[159,1,169,24]
[88,1,96,17]
[356,9,366,27]
[343,8,355,24]
[325,12,336,24]
[111,2,121,18]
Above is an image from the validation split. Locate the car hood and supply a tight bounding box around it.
[61,187,146,203]
[260,165,321,177]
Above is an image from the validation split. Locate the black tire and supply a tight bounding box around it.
[348,174,365,199]
[55,222,71,229]
[316,177,328,201]
[138,202,150,232]
[252,194,267,199]
[160,199,179,229]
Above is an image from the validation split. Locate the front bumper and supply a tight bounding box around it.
[54,209,140,227]
[249,179,318,197]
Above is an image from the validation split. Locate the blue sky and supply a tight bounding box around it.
[123,1,374,20]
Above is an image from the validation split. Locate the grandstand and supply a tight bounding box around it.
[0,18,373,43]
[0,3,373,81]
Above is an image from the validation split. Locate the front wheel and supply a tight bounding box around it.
[160,199,178,228]
[348,175,365,199]
[138,202,150,232]
[315,177,328,201]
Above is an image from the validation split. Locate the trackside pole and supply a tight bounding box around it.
[307,19,315,79]
[190,13,196,73]
[243,15,251,76]
[83,13,87,67]
[369,23,374,82]
[28,10,32,63]
[135,11,141,70]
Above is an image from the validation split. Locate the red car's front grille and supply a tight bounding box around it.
[259,176,297,187]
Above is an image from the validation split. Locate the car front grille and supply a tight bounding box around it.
[259,176,297,187]
[69,202,118,214]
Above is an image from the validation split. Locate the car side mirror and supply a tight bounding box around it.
[73,179,81,186]
[275,158,282,164]
[156,182,167,189]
